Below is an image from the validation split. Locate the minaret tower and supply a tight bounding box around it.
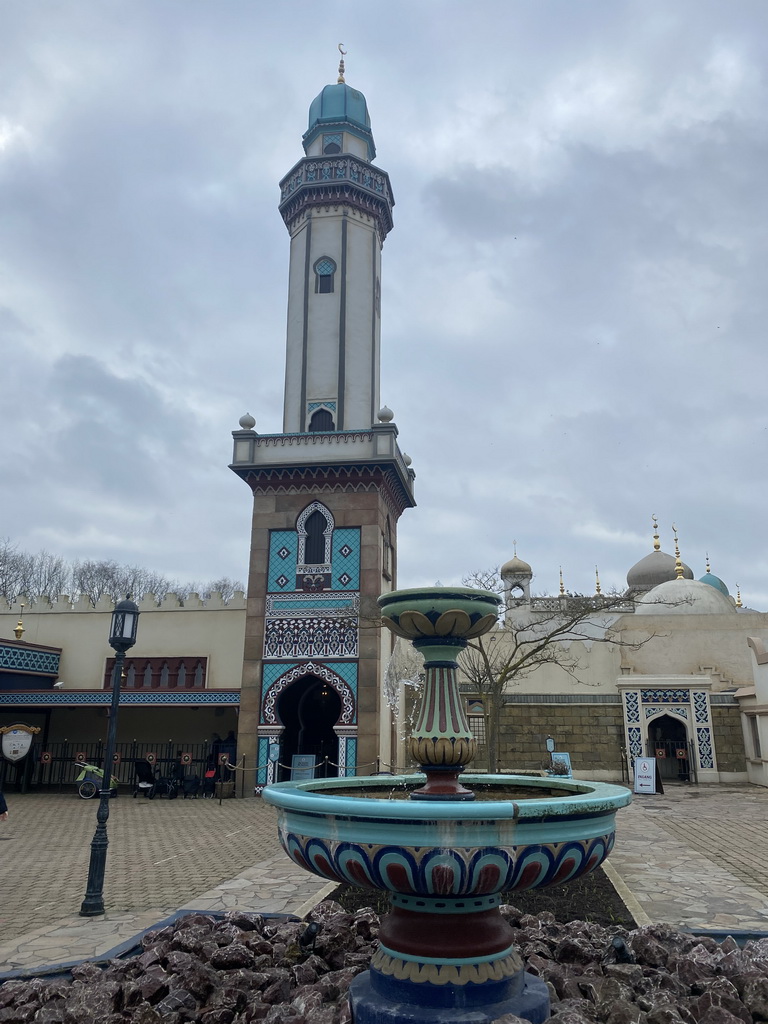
[230,53,415,790]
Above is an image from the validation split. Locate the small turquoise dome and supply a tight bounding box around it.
[699,571,729,597]
[304,83,376,160]
[308,83,371,131]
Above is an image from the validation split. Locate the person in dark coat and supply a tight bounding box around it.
[0,790,8,821]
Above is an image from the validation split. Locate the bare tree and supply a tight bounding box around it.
[459,569,651,772]
[199,577,244,602]
[0,541,71,601]
[2,540,244,605]
[0,539,27,602]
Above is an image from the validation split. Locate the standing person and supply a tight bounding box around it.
[0,789,8,822]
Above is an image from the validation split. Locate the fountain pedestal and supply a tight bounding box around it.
[350,588,548,1023]
[350,892,549,1024]
[262,587,631,1024]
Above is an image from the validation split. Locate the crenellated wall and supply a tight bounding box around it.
[0,593,247,692]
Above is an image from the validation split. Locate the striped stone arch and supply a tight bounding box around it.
[262,661,356,726]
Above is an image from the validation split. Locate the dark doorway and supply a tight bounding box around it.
[648,714,691,782]
[276,675,341,782]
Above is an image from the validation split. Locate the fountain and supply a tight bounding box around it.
[262,587,632,1023]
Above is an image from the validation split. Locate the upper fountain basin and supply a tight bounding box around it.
[377,586,502,641]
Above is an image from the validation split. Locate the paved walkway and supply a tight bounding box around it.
[606,782,768,933]
[1,783,768,974]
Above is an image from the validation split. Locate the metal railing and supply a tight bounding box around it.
[0,740,224,792]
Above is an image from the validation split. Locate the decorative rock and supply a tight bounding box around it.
[7,906,768,1023]
[209,943,257,971]
[737,972,768,1018]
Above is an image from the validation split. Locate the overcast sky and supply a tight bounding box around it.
[1,1,767,607]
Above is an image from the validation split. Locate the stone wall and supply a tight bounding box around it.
[711,706,747,774]
[491,702,626,777]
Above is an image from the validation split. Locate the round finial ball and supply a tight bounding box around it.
[239,413,256,430]
[403,453,412,466]
[378,405,394,423]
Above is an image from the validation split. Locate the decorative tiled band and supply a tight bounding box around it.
[280,831,614,896]
[371,946,523,986]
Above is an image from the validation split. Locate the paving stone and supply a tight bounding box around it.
[4,783,768,973]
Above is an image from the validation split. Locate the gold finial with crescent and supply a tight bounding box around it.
[338,43,347,83]
[672,523,685,579]
[652,514,660,551]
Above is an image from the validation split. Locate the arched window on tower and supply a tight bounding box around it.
[323,134,342,154]
[304,510,327,564]
[296,502,334,590]
[315,257,336,294]
[309,408,335,432]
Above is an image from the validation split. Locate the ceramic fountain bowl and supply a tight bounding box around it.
[377,586,502,643]
[262,773,632,899]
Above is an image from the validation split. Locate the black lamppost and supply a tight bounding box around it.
[80,597,139,917]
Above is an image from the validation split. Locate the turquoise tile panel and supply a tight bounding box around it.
[332,528,360,590]
[331,661,358,695]
[268,531,298,591]
[346,738,357,776]
[0,644,60,675]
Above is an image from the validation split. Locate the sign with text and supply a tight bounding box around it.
[634,757,657,794]
[1,724,40,763]
[291,754,316,781]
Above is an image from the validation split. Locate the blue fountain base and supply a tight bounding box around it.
[349,967,550,1024]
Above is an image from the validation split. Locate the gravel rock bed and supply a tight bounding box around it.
[2,901,768,1023]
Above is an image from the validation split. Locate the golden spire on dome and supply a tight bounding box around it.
[736,584,743,609]
[559,567,565,595]
[337,43,347,84]
[705,552,711,574]
[595,566,602,595]
[672,524,685,579]
[652,514,660,552]
[13,601,25,641]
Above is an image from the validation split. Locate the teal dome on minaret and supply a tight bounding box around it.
[303,51,376,161]
[308,83,371,132]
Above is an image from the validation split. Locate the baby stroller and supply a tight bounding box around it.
[132,759,157,799]
[76,762,118,799]
[153,760,183,799]
[182,774,201,799]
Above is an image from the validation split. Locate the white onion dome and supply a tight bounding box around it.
[635,578,736,615]
[626,550,693,593]
[501,555,532,578]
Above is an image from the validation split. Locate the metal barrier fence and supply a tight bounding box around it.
[0,740,223,792]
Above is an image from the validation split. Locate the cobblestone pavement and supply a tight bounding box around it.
[0,791,331,971]
[3,783,768,973]
[608,783,768,933]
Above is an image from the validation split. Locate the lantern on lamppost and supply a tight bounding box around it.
[79,597,139,917]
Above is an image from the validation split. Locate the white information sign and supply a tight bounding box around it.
[1,724,40,762]
[633,757,657,794]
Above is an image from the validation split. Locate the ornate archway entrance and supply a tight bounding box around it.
[648,713,692,782]
[276,674,342,781]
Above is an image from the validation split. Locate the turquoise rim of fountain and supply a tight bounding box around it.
[262,774,632,822]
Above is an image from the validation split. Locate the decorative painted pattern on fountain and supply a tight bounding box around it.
[279,831,614,895]
[371,947,523,986]
[409,736,476,765]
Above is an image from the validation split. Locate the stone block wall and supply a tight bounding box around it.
[711,706,747,773]
[492,703,626,775]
